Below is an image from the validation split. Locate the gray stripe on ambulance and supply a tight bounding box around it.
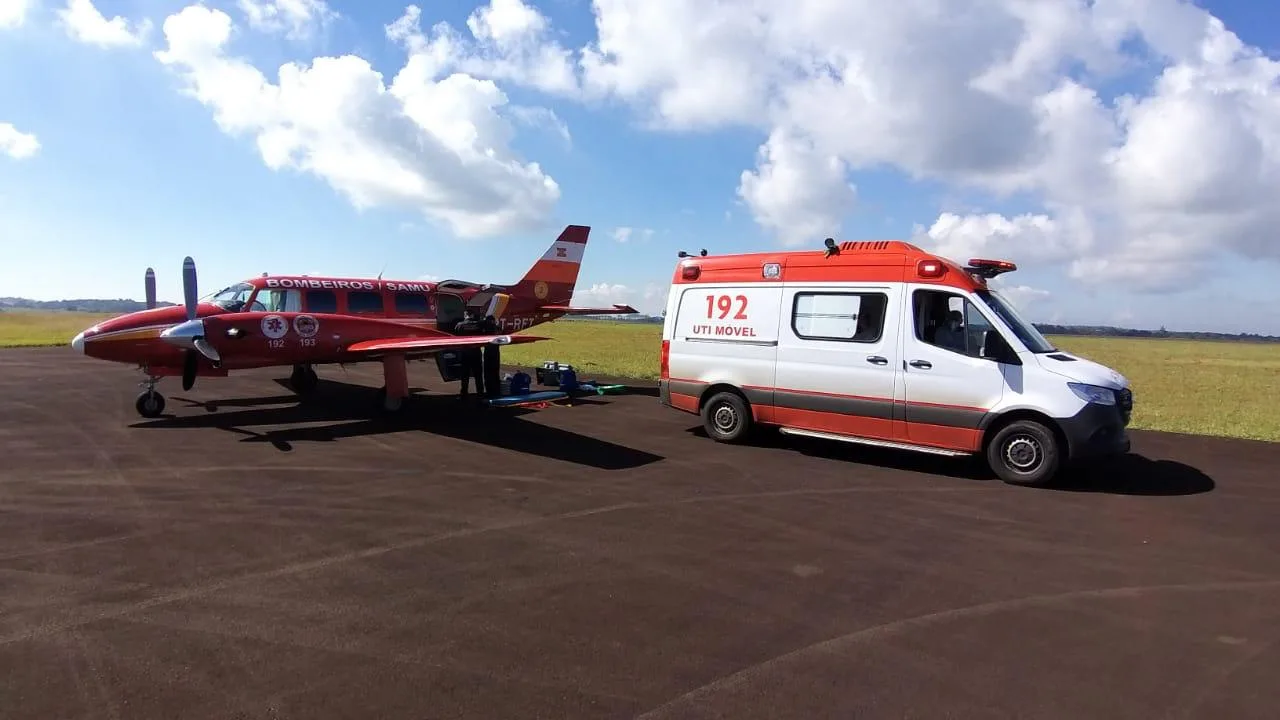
[666,379,987,429]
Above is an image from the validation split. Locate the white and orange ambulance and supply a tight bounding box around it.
[658,239,1134,486]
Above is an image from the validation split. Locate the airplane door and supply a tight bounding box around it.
[900,285,1009,451]
[435,292,466,332]
[773,284,903,441]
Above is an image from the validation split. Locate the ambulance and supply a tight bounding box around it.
[657,239,1134,486]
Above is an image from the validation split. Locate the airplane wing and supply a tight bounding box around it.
[540,304,639,315]
[345,334,549,354]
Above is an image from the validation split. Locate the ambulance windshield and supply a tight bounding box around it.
[975,289,1056,354]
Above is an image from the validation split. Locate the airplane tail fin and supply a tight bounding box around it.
[511,224,590,306]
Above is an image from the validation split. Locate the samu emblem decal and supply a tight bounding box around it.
[261,314,288,339]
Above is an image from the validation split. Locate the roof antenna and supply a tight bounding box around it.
[700,249,708,256]
[823,237,840,258]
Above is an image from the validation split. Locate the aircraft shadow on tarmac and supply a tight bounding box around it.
[130,378,664,471]
[685,427,1215,496]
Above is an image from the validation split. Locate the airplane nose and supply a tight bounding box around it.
[71,331,85,354]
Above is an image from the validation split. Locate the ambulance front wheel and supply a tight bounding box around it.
[702,391,752,443]
[986,419,1061,486]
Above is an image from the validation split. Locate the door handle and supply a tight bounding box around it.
[909,360,932,369]
[867,355,888,365]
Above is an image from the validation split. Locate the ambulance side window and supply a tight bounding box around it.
[792,291,887,343]
[913,289,991,358]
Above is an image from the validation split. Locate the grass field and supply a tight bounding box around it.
[0,311,114,348]
[5,311,1278,442]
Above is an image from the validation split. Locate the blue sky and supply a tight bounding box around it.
[2,0,1279,334]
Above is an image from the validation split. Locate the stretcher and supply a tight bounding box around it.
[485,390,569,408]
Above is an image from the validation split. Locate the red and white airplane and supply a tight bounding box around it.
[70,225,636,417]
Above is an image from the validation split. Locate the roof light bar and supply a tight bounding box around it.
[965,258,1017,278]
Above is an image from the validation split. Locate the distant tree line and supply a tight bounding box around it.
[3,297,1275,342]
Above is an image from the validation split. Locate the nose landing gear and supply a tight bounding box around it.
[289,364,319,395]
[135,374,165,418]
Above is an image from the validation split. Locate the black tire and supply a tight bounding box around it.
[701,391,752,443]
[986,419,1061,486]
[135,391,165,418]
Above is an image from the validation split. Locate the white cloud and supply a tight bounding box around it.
[0,122,39,159]
[57,0,152,47]
[387,2,578,97]
[558,0,1280,293]
[737,127,857,248]
[0,0,31,29]
[611,226,653,243]
[507,105,571,147]
[237,0,336,40]
[990,281,1052,320]
[572,281,666,315]
[152,3,562,238]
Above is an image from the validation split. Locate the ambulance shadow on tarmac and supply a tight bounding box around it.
[131,377,664,471]
[684,426,1214,496]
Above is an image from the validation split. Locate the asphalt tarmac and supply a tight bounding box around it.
[1,347,1278,719]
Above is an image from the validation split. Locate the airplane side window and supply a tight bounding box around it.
[255,289,302,312]
[394,292,429,315]
[348,291,384,314]
[792,291,886,343]
[304,290,337,313]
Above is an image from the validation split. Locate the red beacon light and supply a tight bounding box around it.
[681,263,701,281]
[916,258,947,278]
[965,258,1017,279]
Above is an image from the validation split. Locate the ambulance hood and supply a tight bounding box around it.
[1033,351,1129,390]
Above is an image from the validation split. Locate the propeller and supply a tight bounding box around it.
[145,268,156,310]
[158,256,221,391]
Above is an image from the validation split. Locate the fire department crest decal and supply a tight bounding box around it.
[261,314,288,339]
[293,314,319,338]
[534,281,549,299]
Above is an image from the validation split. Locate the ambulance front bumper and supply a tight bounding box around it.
[1059,396,1132,462]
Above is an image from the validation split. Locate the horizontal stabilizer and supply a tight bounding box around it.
[540,304,638,315]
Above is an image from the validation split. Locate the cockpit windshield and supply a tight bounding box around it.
[204,283,255,311]
[975,288,1056,354]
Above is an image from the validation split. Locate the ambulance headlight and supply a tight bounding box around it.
[1068,382,1116,406]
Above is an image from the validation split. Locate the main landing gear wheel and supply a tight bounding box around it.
[289,365,318,395]
[135,390,165,418]
[701,391,752,443]
[986,419,1061,486]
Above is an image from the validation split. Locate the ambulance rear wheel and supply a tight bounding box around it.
[987,419,1060,486]
[702,391,751,443]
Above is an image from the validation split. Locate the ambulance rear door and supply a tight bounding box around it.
[668,282,783,410]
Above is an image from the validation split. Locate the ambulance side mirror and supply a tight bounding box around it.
[980,330,1019,365]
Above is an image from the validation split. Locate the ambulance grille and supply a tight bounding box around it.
[1117,388,1133,425]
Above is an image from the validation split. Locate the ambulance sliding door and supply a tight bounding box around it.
[669,283,783,412]
[773,283,904,441]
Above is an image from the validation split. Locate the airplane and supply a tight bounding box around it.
[69,225,638,418]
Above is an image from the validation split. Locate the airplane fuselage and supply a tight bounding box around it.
[71,273,565,376]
